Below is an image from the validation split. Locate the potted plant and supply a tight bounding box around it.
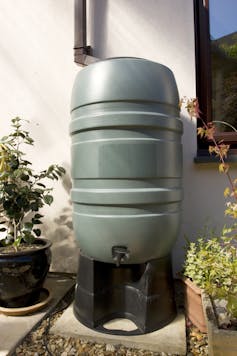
[182,226,237,332]
[0,117,65,308]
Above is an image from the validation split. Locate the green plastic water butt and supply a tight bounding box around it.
[70,57,183,264]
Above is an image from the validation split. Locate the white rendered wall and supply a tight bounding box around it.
[87,0,237,272]
[0,0,80,272]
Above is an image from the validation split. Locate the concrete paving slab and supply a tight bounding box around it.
[0,272,75,356]
[51,303,187,355]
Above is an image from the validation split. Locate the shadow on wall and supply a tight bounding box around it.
[41,164,80,273]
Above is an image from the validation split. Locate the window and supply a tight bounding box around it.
[194,0,237,155]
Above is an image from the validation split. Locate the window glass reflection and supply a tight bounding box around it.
[210,0,237,131]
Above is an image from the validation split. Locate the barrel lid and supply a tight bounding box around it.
[71,57,179,112]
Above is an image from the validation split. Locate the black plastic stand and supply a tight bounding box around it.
[74,253,177,335]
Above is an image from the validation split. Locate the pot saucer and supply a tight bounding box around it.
[0,288,51,316]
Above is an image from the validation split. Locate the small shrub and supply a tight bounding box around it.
[183,227,237,317]
[0,117,65,249]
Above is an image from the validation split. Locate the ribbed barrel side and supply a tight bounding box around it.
[70,58,182,264]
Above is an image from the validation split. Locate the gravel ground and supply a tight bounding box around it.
[12,280,209,356]
[13,312,208,356]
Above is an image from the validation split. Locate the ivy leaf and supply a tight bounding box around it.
[43,195,53,205]
[33,228,41,237]
[32,218,42,225]
[34,213,44,219]
[22,231,35,244]
[20,174,30,181]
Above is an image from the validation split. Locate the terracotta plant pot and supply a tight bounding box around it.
[0,238,52,308]
[182,277,207,332]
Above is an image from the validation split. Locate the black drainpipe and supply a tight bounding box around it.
[74,0,98,66]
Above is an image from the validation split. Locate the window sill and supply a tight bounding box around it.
[194,155,237,164]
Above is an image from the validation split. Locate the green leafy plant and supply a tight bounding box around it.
[183,227,237,317]
[183,227,237,295]
[0,117,65,250]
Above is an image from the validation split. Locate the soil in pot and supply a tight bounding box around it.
[213,297,237,331]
